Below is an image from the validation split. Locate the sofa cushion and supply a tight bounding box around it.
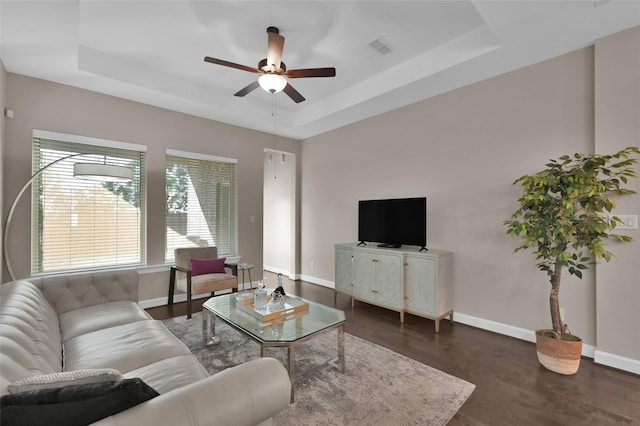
[0,378,158,426]
[7,368,123,393]
[63,321,191,374]
[123,355,208,394]
[176,274,238,294]
[58,301,152,342]
[1,281,63,395]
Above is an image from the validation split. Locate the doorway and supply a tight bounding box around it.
[263,149,296,279]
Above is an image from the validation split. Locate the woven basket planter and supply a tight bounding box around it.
[535,329,582,375]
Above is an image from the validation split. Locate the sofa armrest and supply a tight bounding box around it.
[91,358,291,426]
[28,269,140,315]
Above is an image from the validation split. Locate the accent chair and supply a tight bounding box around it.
[168,246,238,319]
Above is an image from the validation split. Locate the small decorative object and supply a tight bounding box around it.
[270,292,285,311]
[237,293,309,321]
[254,281,268,310]
[274,273,286,297]
[235,290,253,303]
[269,295,285,312]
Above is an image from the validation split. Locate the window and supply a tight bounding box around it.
[165,150,237,263]
[32,130,146,275]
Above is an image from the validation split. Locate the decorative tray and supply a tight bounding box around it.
[237,294,309,322]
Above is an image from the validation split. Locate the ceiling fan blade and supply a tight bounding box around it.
[283,83,305,103]
[285,67,336,78]
[234,81,260,97]
[266,28,285,71]
[204,56,261,74]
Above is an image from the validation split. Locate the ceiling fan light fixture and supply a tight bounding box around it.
[205,26,334,102]
[258,74,287,93]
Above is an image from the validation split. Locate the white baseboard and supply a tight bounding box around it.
[453,313,536,343]
[298,274,334,288]
[453,312,596,358]
[594,350,640,375]
[139,272,637,374]
[263,268,333,287]
[263,265,296,281]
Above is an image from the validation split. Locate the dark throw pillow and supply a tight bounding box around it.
[0,378,159,426]
[191,257,227,276]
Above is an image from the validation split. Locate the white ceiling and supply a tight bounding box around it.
[1,1,639,140]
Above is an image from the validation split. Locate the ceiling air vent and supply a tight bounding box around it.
[368,37,395,56]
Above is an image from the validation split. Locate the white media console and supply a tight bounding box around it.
[335,242,453,332]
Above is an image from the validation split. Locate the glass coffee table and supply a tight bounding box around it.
[202,292,346,402]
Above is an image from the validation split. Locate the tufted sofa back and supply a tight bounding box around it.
[0,269,140,395]
[0,280,63,395]
[27,269,139,316]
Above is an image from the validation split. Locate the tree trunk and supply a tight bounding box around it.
[549,258,564,337]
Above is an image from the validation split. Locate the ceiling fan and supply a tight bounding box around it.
[204,26,336,103]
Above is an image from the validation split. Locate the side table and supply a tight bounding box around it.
[225,262,254,290]
[237,263,254,290]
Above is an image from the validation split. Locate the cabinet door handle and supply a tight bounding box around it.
[372,290,379,294]
[372,259,378,263]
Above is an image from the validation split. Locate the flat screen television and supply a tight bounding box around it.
[358,197,427,251]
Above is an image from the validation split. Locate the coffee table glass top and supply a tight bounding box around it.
[202,292,345,343]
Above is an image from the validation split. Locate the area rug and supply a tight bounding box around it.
[162,312,475,425]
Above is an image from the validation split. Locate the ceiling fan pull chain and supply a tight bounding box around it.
[272,93,277,180]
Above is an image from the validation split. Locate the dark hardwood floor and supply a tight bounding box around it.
[147,273,640,425]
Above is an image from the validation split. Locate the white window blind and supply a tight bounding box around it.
[165,151,237,263]
[32,134,146,275]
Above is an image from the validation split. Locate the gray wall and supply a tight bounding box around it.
[300,28,639,369]
[594,26,640,369]
[1,60,5,250]
[2,74,300,302]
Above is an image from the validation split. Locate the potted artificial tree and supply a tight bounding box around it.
[504,146,640,374]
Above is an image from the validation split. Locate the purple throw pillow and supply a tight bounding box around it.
[191,258,227,276]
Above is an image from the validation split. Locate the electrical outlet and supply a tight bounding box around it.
[310,261,315,269]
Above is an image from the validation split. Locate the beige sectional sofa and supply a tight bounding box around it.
[0,269,291,425]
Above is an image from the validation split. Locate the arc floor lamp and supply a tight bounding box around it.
[3,154,133,280]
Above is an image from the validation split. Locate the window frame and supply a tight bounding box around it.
[31,129,147,275]
[165,149,238,264]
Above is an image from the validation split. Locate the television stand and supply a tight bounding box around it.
[377,243,401,248]
[334,243,454,332]
[419,246,428,252]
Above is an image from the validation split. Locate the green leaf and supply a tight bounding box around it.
[505,147,639,280]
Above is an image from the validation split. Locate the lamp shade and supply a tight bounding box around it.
[73,163,133,182]
[258,74,287,93]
